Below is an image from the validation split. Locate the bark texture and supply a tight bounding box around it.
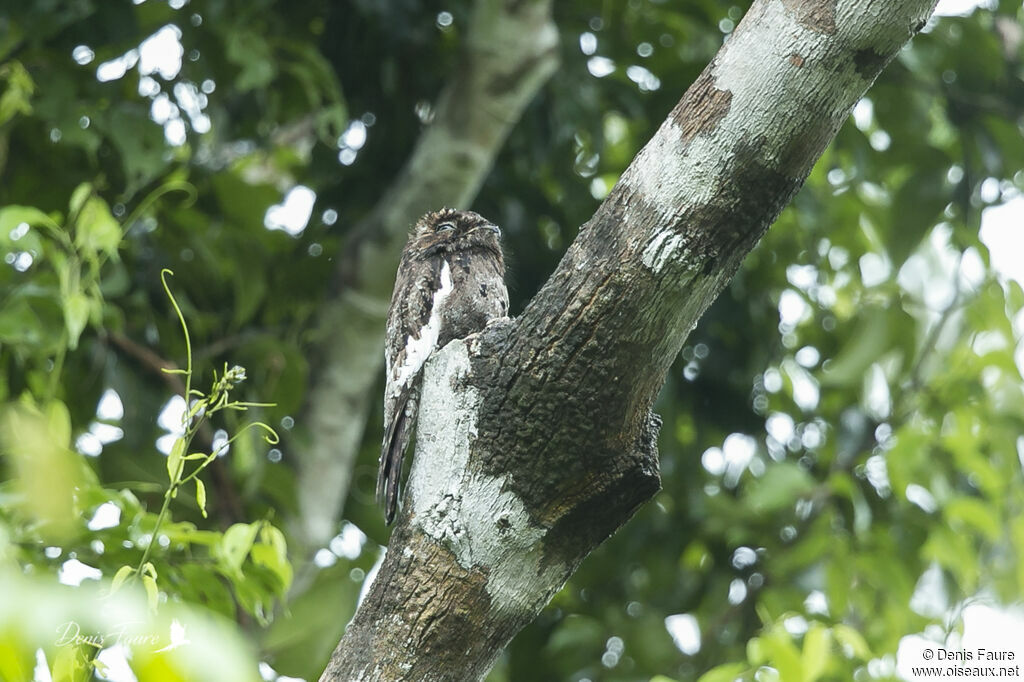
[321,0,939,679]
[293,0,559,554]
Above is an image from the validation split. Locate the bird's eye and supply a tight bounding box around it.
[436,222,456,232]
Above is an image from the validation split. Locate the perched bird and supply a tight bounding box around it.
[378,208,508,524]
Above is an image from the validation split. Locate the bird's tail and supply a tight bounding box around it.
[378,392,414,524]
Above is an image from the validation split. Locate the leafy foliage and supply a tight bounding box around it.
[1,0,1023,681]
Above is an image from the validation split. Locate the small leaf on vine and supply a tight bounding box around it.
[196,478,207,518]
[109,565,134,594]
[142,575,159,611]
[167,437,186,481]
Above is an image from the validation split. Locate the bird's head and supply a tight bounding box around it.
[408,208,502,258]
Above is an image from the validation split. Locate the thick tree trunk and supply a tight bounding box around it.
[293,0,559,555]
[320,1,938,679]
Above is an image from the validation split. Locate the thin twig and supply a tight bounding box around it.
[101,330,246,526]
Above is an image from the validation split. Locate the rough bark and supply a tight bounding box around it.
[320,0,939,679]
[293,0,559,555]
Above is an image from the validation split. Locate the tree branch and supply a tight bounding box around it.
[319,0,939,679]
[291,0,559,556]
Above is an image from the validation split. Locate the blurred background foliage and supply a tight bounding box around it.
[1,0,1023,680]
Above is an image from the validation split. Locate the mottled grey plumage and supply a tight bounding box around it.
[378,208,508,524]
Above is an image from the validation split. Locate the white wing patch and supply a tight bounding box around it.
[392,260,454,391]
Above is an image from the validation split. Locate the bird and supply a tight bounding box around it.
[378,208,508,524]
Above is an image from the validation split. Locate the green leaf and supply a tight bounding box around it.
[69,182,92,216]
[828,472,871,538]
[50,643,84,682]
[251,525,293,594]
[232,272,267,327]
[802,623,831,682]
[761,629,803,682]
[278,41,347,143]
[183,530,222,546]
[109,565,135,594]
[196,478,207,518]
[314,102,348,146]
[250,543,292,595]
[832,624,872,660]
[0,205,58,239]
[944,496,1002,542]
[820,307,890,387]
[45,400,72,449]
[142,575,159,611]
[0,60,35,125]
[1006,280,1024,313]
[217,522,260,576]
[825,560,851,617]
[743,462,816,514]
[1012,517,1024,598]
[62,291,90,350]
[259,523,288,556]
[74,195,122,260]
[0,633,30,681]
[943,411,1004,497]
[211,171,280,234]
[102,102,172,195]
[696,663,747,682]
[225,30,277,91]
[167,437,186,482]
[747,636,765,665]
[887,153,949,265]
[162,522,220,547]
[232,571,272,625]
[0,295,57,350]
[923,526,979,591]
[179,563,235,619]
